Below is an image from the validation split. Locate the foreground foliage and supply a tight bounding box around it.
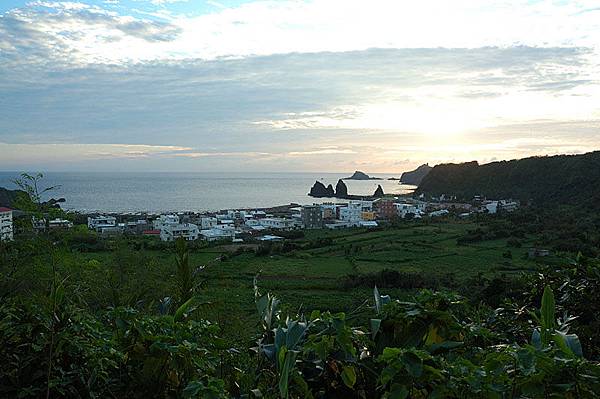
[1,234,600,398]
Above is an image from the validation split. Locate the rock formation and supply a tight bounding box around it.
[345,171,381,180]
[335,179,348,197]
[309,181,330,197]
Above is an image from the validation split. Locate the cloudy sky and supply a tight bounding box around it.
[1,0,599,172]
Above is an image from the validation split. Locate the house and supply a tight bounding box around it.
[301,205,323,229]
[483,201,499,214]
[142,229,161,237]
[0,207,13,241]
[395,203,420,218]
[429,209,450,217]
[153,214,179,230]
[160,223,200,241]
[358,220,378,228]
[32,217,47,233]
[48,218,73,230]
[325,221,351,229]
[244,219,267,232]
[499,200,519,212]
[200,217,217,229]
[124,219,150,235]
[200,226,236,241]
[249,210,267,218]
[98,225,123,236]
[258,235,284,241]
[259,217,298,230]
[88,215,117,231]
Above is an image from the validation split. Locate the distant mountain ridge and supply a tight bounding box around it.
[400,164,432,185]
[415,151,600,207]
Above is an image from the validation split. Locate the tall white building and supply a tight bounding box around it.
[339,201,372,226]
[0,207,13,241]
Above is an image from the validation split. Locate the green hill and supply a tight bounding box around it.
[415,151,600,206]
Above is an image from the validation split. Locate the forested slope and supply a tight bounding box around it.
[415,151,600,206]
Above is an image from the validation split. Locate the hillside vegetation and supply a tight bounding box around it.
[2,217,600,397]
[416,151,600,206]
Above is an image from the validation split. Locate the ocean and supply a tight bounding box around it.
[0,172,415,213]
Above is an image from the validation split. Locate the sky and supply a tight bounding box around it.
[1,0,599,173]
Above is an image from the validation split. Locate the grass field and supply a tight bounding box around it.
[66,219,545,341]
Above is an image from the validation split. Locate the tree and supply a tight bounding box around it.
[11,173,64,232]
[12,173,60,213]
[175,237,194,303]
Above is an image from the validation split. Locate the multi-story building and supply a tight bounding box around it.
[394,203,423,218]
[200,217,218,229]
[160,223,200,241]
[320,203,338,220]
[301,205,323,229]
[361,211,376,221]
[124,219,150,235]
[373,199,397,219]
[340,201,372,226]
[0,207,13,241]
[153,214,179,230]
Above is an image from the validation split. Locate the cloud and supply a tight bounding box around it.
[0,2,182,67]
[2,0,600,67]
[288,149,357,156]
[1,1,600,171]
[0,142,191,164]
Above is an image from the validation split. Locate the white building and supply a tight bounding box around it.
[258,235,284,241]
[339,201,372,226]
[429,209,450,217]
[160,223,200,241]
[259,217,298,230]
[325,221,351,229]
[49,218,73,229]
[499,200,519,212]
[200,217,218,229]
[153,214,179,230]
[32,217,47,233]
[0,207,13,241]
[358,220,379,228]
[88,215,117,231]
[200,226,236,241]
[483,201,499,214]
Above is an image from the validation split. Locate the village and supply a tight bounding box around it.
[8,196,522,244]
[0,196,521,244]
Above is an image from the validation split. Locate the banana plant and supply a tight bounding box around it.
[531,285,583,358]
[254,275,309,398]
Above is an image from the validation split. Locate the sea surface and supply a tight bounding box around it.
[0,172,415,213]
